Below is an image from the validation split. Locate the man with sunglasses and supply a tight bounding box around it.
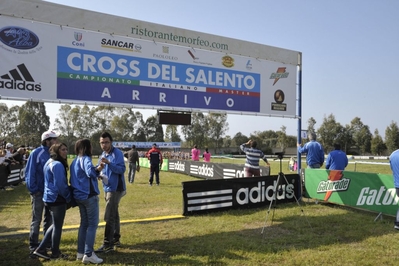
[25,130,59,258]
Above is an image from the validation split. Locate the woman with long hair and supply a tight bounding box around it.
[70,139,104,264]
[33,142,70,260]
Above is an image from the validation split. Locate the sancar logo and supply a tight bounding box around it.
[236,181,295,205]
[0,64,41,92]
[190,164,214,177]
[169,161,186,172]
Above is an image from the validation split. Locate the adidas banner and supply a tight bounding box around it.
[182,174,301,215]
[168,159,270,179]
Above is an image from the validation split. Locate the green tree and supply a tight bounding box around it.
[350,117,372,154]
[385,121,399,154]
[307,117,317,134]
[0,103,18,140]
[145,115,164,142]
[164,125,181,142]
[93,106,115,133]
[17,101,50,146]
[181,112,208,148]
[232,132,249,153]
[371,129,386,155]
[208,113,229,153]
[73,105,97,138]
[133,112,147,142]
[53,104,76,149]
[317,114,344,152]
[110,108,138,141]
[276,125,288,151]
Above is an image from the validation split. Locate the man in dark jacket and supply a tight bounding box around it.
[126,145,140,183]
[147,143,163,186]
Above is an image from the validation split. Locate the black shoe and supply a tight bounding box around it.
[156,183,160,186]
[113,240,121,247]
[50,252,69,260]
[33,249,50,260]
[95,244,114,253]
[29,250,38,259]
[149,182,152,186]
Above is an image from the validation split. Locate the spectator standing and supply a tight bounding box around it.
[325,144,348,170]
[70,139,104,264]
[33,143,70,260]
[203,147,211,162]
[5,143,14,159]
[96,132,126,253]
[240,140,269,177]
[147,143,163,186]
[126,145,140,183]
[297,132,325,169]
[11,147,26,165]
[191,145,200,161]
[25,130,58,257]
[390,149,399,230]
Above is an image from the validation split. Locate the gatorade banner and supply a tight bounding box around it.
[305,169,398,216]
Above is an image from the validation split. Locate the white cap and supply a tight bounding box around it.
[41,130,59,141]
[6,143,13,148]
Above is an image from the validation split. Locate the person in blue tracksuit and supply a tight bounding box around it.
[25,130,59,256]
[390,149,399,230]
[297,132,325,169]
[96,132,126,253]
[70,139,104,264]
[33,143,70,260]
[325,143,348,170]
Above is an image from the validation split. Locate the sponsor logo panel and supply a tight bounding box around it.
[0,63,41,92]
[0,26,39,50]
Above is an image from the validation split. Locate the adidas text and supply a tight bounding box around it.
[0,80,41,91]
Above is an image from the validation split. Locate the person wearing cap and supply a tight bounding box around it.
[146,143,163,186]
[5,143,14,159]
[96,132,126,253]
[25,130,59,257]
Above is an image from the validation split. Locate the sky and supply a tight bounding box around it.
[2,0,399,139]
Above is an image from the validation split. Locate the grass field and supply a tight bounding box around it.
[0,158,397,265]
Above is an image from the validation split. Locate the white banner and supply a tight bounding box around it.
[0,16,297,116]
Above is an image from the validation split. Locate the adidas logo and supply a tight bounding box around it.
[0,64,41,91]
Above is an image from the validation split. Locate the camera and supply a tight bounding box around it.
[275,152,284,159]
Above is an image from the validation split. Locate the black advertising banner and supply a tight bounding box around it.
[0,165,25,187]
[182,174,301,215]
[168,159,270,179]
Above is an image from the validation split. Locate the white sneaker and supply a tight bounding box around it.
[76,252,84,261]
[82,252,103,264]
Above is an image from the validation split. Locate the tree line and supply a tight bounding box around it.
[1,102,399,155]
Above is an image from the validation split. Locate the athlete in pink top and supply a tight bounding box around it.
[203,148,211,162]
[191,145,200,161]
